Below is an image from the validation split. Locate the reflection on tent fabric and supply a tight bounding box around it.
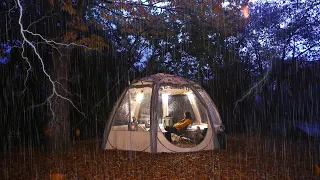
[102,73,225,153]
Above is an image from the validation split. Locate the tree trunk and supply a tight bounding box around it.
[146,58,154,75]
[269,58,284,123]
[45,46,71,153]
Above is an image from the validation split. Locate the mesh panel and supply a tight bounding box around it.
[197,88,222,128]
[112,92,130,126]
[158,85,209,125]
[112,88,152,131]
[158,86,210,147]
[193,93,209,124]
[168,94,195,123]
[136,90,152,124]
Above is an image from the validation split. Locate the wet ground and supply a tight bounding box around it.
[0,133,317,179]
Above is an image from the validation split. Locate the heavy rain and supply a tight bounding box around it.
[0,0,320,179]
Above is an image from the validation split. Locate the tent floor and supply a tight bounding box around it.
[171,134,198,148]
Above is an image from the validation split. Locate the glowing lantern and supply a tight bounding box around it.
[128,117,138,131]
[162,94,168,103]
[136,93,144,103]
[241,6,249,19]
[162,94,169,116]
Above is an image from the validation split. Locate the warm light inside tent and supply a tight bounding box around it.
[186,92,195,101]
[105,74,223,152]
[162,93,168,102]
[186,91,201,124]
[136,93,144,103]
[162,94,169,116]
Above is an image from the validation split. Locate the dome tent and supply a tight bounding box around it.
[102,73,224,153]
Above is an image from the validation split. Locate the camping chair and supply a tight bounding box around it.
[174,124,191,141]
[176,125,188,136]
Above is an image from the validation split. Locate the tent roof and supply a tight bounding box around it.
[132,73,200,86]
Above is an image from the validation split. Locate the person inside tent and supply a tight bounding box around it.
[164,111,192,142]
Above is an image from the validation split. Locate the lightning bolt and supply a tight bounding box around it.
[26,12,60,31]
[0,0,16,38]
[16,0,85,125]
[233,65,272,117]
[24,30,91,49]
[20,40,32,95]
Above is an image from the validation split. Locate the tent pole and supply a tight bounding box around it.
[150,82,160,153]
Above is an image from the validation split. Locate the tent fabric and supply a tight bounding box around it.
[132,73,197,86]
[101,87,129,150]
[105,129,217,152]
[102,73,224,153]
[197,88,223,129]
[188,84,222,147]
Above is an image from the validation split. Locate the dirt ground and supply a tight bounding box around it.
[0,133,318,179]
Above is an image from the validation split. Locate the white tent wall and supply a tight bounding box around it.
[106,124,215,153]
[106,131,151,152]
[102,73,223,152]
